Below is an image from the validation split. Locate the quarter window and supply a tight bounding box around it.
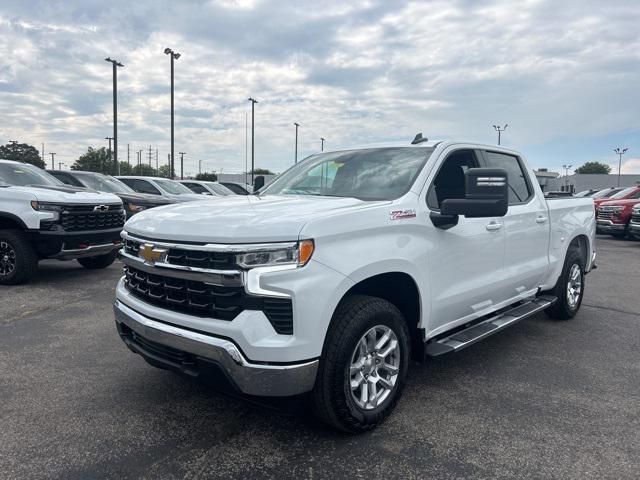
[483,151,531,204]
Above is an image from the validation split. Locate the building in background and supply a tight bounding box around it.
[544,174,640,193]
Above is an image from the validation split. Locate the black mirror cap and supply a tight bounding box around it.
[253,175,265,191]
[440,168,508,218]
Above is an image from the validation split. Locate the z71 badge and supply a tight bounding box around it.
[390,209,416,220]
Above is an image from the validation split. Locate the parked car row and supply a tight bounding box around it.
[594,186,640,239]
[0,159,250,284]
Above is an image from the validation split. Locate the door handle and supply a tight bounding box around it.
[486,222,503,231]
[536,215,548,224]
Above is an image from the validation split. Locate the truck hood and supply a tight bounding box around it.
[598,198,640,207]
[5,185,122,204]
[124,194,379,243]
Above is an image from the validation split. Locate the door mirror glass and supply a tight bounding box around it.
[440,168,508,218]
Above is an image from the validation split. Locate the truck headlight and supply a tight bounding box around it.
[236,240,314,269]
[127,203,147,213]
[30,201,62,220]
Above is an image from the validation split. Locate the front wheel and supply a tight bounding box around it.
[545,247,585,320]
[0,230,38,285]
[312,295,410,433]
[77,250,117,269]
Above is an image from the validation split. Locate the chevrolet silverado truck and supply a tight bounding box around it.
[113,138,596,432]
[629,204,640,239]
[595,187,640,237]
[0,159,125,284]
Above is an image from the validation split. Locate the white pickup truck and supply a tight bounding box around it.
[113,138,596,432]
[0,159,125,284]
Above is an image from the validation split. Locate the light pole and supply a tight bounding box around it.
[137,149,143,172]
[179,152,186,179]
[199,159,203,175]
[294,122,300,163]
[105,137,113,174]
[105,58,123,175]
[614,148,628,187]
[321,137,325,151]
[58,162,65,170]
[493,124,508,145]
[562,164,573,192]
[49,152,56,170]
[248,97,257,185]
[165,47,181,179]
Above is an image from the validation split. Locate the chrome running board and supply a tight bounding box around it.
[424,295,557,357]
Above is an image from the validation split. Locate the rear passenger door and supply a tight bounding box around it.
[481,150,549,297]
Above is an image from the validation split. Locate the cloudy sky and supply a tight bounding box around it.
[1,0,639,176]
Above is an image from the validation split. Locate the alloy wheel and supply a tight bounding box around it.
[567,263,582,309]
[0,241,16,277]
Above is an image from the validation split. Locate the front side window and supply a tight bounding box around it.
[183,182,208,194]
[0,163,63,187]
[127,179,160,195]
[154,179,193,195]
[483,151,531,204]
[261,147,433,200]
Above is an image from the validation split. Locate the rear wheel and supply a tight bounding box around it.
[77,250,117,269]
[0,229,38,285]
[545,247,585,320]
[312,295,410,433]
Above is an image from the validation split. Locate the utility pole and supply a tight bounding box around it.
[245,112,248,186]
[294,122,300,163]
[167,153,170,177]
[155,148,158,170]
[50,152,56,170]
[165,48,181,179]
[179,152,186,179]
[199,159,203,175]
[105,137,113,174]
[58,162,65,170]
[127,143,130,165]
[493,124,508,145]
[248,97,257,185]
[321,137,325,151]
[614,148,628,187]
[562,164,573,192]
[137,149,143,170]
[41,143,45,161]
[148,145,152,167]
[9,140,18,160]
[105,58,123,175]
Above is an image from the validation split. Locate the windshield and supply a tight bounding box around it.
[574,190,594,197]
[609,187,635,199]
[154,179,194,195]
[206,182,234,195]
[592,188,622,198]
[0,162,63,187]
[261,147,433,200]
[74,173,135,193]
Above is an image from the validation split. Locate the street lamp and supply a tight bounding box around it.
[493,124,508,145]
[179,152,186,179]
[294,122,300,163]
[105,137,114,174]
[614,148,628,187]
[105,57,123,175]
[321,137,325,151]
[248,97,257,185]
[199,159,204,175]
[165,47,181,179]
[49,153,56,170]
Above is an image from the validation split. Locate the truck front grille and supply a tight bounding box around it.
[597,210,613,220]
[123,239,237,270]
[632,210,640,223]
[61,204,124,232]
[123,265,293,334]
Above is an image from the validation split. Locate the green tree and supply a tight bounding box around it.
[71,147,113,174]
[131,163,157,176]
[195,172,218,181]
[0,142,45,168]
[158,164,172,178]
[575,162,611,174]
[117,161,134,175]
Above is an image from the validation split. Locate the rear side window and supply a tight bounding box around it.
[483,151,532,204]
[183,182,208,194]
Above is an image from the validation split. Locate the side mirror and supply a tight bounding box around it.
[440,168,509,218]
[253,175,265,192]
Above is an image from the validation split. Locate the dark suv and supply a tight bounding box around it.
[47,171,174,218]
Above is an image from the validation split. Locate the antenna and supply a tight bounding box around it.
[411,133,429,145]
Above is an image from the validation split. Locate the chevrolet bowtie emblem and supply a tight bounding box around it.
[138,243,167,265]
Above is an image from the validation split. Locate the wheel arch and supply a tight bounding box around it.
[0,213,28,231]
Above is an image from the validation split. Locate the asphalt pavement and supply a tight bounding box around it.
[1,236,639,479]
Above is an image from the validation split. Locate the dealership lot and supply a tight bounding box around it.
[1,236,638,479]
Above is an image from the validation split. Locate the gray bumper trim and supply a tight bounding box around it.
[51,242,120,260]
[596,220,626,232]
[113,300,318,396]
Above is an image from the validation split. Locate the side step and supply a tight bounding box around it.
[424,295,557,357]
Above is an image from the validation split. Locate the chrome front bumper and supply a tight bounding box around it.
[596,219,626,233]
[114,300,318,397]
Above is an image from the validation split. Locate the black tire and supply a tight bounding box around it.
[544,247,585,320]
[0,229,38,285]
[77,250,117,269]
[312,295,410,433]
